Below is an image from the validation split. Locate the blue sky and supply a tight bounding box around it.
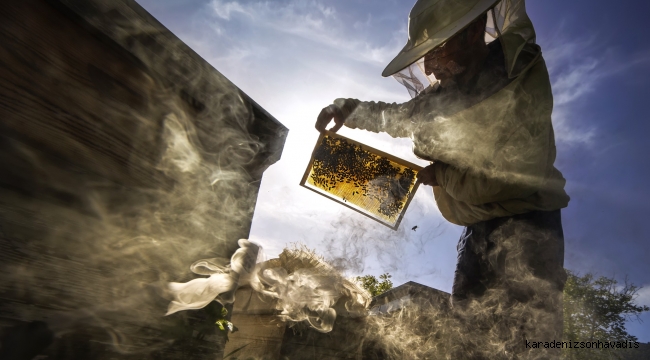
[137,0,650,341]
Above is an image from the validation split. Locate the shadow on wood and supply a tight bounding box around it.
[0,0,287,358]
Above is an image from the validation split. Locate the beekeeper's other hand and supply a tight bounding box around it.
[416,163,439,187]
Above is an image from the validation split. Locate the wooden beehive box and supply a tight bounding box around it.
[0,0,287,358]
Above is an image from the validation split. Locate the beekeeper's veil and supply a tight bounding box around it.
[386,0,539,98]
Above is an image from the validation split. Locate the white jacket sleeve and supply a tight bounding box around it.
[333,98,418,139]
[431,88,556,205]
[433,159,540,206]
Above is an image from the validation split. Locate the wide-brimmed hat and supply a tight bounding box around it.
[382,0,500,77]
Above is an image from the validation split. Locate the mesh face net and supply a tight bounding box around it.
[393,57,437,98]
[393,5,501,98]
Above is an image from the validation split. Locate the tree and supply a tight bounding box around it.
[356,273,393,296]
[563,271,649,360]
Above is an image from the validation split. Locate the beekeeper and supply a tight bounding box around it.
[315,0,570,358]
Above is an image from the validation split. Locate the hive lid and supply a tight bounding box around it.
[300,131,422,230]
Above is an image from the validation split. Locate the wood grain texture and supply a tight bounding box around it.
[225,314,286,360]
[0,0,287,358]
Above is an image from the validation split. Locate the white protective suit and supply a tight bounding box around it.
[330,1,569,358]
[333,0,569,226]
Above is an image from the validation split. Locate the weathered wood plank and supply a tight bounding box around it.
[226,314,286,360]
[0,0,165,189]
[0,0,287,358]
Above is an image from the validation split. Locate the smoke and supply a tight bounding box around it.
[320,214,444,278]
[249,245,370,333]
[306,215,563,360]
[166,242,371,334]
[157,207,563,359]
[0,2,283,355]
[165,239,261,316]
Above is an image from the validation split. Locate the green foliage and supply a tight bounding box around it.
[563,271,649,360]
[356,273,393,296]
[215,307,235,333]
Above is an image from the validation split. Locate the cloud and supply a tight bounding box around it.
[635,285,650,307]
[545,38,602,108]
[211,0,250,20]
[353,13,373,30]
[207,0,404,65]
[550,106,596,145]
[552,59,600,106]
[543,36,601,145]
[544,35,650,146]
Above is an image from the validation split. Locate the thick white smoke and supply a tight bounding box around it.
[166,241,371,334]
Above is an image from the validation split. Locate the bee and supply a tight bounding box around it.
[311,135,416,218]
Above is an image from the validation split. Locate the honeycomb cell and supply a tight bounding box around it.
[301,132,422,230]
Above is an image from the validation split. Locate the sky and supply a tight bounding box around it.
[136,0,650,342]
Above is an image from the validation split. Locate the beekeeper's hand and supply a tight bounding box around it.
[416,163,439,187]
[315,104,345,133]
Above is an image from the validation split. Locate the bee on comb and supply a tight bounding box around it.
[301,131,422,230]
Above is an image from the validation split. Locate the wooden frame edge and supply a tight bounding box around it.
[299,131,423,231]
